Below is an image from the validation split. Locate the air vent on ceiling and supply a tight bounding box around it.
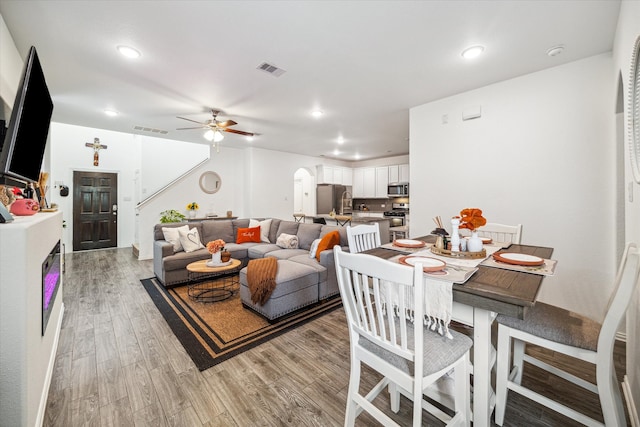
[257,61,286,77]
[133,125,169,135]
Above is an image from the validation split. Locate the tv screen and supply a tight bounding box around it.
[0,46,53,185]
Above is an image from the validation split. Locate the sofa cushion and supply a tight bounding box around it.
[201,220,235,245]
[162,224,189,252]
[163,248,209,271]
[316,230,340,261]
[289,254,328,283]
[296,223,322,250]
[178,227,205,252]
[221,242,249,260]
[321,225,348,247]
[266,248,309,260]
[248,243,281,258]
[268,218,282,244]
[249,218,273,243]
[276,221,299,239]
[240,259,318,300]
[237,226,261,243]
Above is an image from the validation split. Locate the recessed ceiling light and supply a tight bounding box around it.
[461,45,485,60]
[546,45,565,57]
[117,45,141,59]
[311,110,324,118]
[104,109,118,117]
[354,153,361,160]
[333,149,340,155]
[337,136,345,144]
[246,135,254,142]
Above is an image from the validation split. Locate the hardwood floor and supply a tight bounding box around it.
[43,248,630,426]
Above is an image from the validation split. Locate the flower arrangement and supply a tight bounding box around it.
[206,239,226,254]
[458,208,487,231]
[186,202,199,211]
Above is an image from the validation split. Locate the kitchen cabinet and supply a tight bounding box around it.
[352,168,364,197]
[363,168,376,197]
[375,166,388,198]
[316,164,353,185]
[399,163,409,182]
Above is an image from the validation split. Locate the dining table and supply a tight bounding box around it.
[363,235,554,427]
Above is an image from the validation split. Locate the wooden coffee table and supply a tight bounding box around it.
[186,258,242,303]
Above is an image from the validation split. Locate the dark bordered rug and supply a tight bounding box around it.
[140,277,342,371]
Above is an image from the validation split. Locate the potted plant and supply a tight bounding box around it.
[160,209,186,223]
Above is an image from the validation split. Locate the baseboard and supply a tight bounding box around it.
[35,302,64,427]
[623,375,640,427]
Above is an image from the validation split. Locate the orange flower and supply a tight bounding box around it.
[206,239,226,254]
[458,208,487,231]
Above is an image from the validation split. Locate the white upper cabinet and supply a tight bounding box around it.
[375,166,389,198]
[388,165,399,183]
[399,164,409,182]
[363,168,376,197]
[316,165,353,185]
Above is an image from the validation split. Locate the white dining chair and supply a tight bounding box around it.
[494,242,639,427]
[346,222,381,253]
[334,246,472,426]
[476,223,522,244]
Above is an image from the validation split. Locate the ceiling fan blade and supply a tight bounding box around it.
[224,128,254,136]
[177,116,207,125]
[216,120,238,128]
[176,126,206,130]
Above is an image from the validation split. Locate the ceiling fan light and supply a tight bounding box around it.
[213,130,224,142]
[204,129,215,141]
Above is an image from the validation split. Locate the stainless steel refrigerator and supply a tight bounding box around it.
[316,184,351,215]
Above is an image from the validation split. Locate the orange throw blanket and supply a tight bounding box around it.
[247,257,278,305]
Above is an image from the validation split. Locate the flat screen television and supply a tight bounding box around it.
[0,46,53,186]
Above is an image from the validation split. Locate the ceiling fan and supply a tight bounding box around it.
[176,110,254,144]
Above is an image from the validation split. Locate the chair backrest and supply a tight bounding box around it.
[346,223,381,253]
[599,243,640,353]
[477,222,522,244]
[333,246,425,374]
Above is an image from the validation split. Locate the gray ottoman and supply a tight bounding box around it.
[240,259,319,321]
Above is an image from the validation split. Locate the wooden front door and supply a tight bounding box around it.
[73,171,118,251]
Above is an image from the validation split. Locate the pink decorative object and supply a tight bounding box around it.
[10,199,40,216]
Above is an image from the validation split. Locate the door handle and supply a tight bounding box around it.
[112,204,118,212]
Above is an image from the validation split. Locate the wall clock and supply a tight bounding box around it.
[630,35,640,183]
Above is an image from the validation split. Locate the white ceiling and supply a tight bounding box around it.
[0,1,621,161]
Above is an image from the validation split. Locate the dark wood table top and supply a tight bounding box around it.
[363,235,554,319]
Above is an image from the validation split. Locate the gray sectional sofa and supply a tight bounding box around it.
[153,218,348,320]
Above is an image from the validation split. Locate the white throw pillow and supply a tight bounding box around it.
[162,225,189,252]
[249,218,272,243]
[276,233,299,249]
[178,227,205,253]
[309,238,321,259]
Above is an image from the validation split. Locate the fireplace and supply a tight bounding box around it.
[42,240,61,335]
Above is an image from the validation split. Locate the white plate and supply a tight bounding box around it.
[398,256,446,272]
[393,239,426,248]
[493,252,544,266]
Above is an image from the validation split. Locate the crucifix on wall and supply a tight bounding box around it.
[85,137,107,166]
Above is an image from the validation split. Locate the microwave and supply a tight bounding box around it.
[387,183,409,197]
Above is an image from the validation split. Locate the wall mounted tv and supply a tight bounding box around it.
[0,46,53,186]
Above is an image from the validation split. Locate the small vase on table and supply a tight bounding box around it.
[467,231,483,252]
[210,251,221,265]
[450,217,461,252]
[188,210,196,219]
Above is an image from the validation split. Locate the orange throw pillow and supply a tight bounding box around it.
[237,226,261,243]
[316,231,340,261]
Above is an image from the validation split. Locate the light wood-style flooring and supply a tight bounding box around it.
[43,248,629,426]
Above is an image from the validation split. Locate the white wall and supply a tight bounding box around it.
[410,54,615,321]
[612,0,640,418]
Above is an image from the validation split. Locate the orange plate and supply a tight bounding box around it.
[493,252,544,266]
[393,239,426,248]
[398,256,446,272]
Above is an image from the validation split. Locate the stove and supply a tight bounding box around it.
[383,203,409,228]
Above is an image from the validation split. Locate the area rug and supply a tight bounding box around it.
[140,277,342,371]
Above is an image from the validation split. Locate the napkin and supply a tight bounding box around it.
[380,275,454,339]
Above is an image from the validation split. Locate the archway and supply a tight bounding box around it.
[293,167,316,216]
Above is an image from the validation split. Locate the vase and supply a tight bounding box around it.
[467,231,483,252]
[450,217,461,252]
[221,250,231,262]
[210,251,222,265]
[188,210,196,219]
